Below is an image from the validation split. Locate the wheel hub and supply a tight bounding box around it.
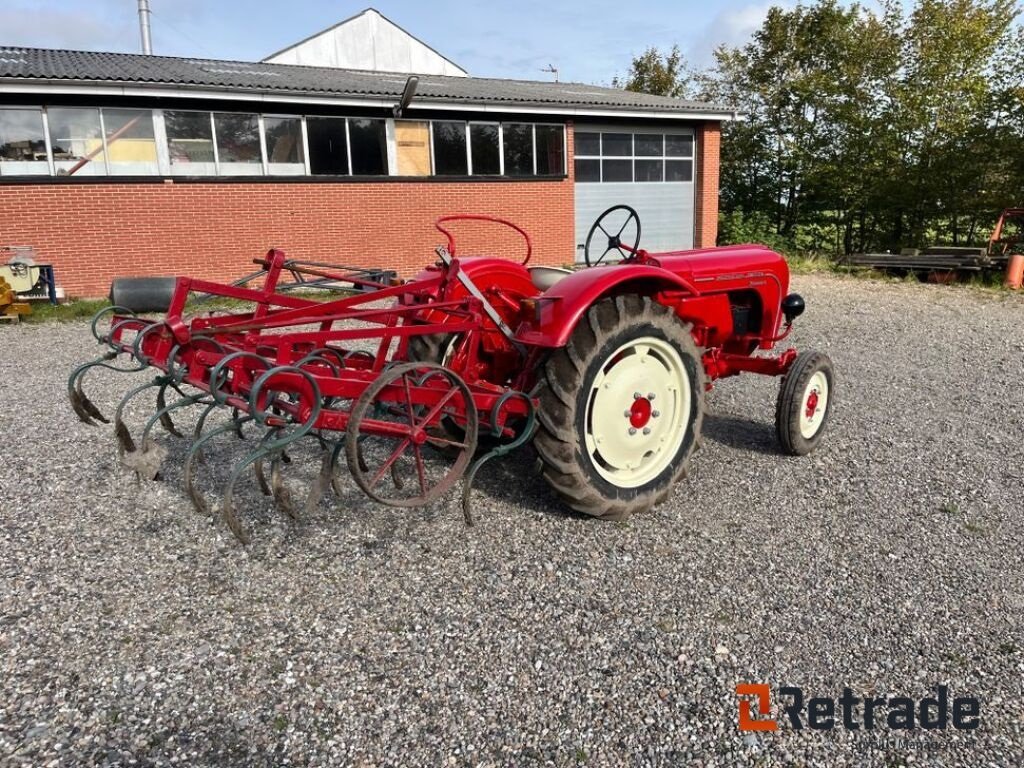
[629,396,652,428]
[804,390,819,419]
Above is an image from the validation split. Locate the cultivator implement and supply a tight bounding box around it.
[70,208,836,542]
[69,223,539,543]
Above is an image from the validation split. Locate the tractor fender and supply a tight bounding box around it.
[515,265,699,348]
[410,256,538,325]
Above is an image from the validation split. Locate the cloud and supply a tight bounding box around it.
[687,2,794,66]
[0,3,135,51]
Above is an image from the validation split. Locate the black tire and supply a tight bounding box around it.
[408,333,454,367]
[533,295,704,520]
[775,351,835,456]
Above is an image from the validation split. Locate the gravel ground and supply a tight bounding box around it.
[1,274,1023,767]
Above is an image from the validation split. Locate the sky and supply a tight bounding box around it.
[0,0,799,84]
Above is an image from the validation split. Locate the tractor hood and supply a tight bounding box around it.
[652,244,789,286]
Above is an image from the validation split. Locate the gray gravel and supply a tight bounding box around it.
[1,274,1023,767]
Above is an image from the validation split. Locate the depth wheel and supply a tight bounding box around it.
[533,295,704,520]
[775,351,834,455]
[345,362,478,507]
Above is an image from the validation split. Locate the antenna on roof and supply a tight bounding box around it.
[541,64,558,82]
[137,0,153,54]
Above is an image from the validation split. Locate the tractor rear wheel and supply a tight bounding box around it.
[534,295,704,520]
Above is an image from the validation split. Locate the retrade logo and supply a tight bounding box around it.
[736,684,777,731]
[735,684,980,732]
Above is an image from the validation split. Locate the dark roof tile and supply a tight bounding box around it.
[0,47,734,117]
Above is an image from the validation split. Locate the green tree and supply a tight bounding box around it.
[613,45,693,98]
[678,0,1022,255]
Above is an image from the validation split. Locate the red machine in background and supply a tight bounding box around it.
[69,205,835,543]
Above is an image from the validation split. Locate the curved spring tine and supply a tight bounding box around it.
[221,428,302,545]
[218,366,322,544]
[90,305,137,344]
[461,391,537,526]
[329,439,347,497]
[67,352,118,425]
[155,381,186,438]
[268,432,331,519]
[142,390,211,449]
[253,427,284,496]
[183,413,255,518]
[113,378,166,457]
[304,451,334,517]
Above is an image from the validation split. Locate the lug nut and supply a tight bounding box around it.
[652,410,660,418]
[642,427,651,435]
[648,393,656,400]
[628,427,637,435]
[633,392,642,400]
[623,410,632,418]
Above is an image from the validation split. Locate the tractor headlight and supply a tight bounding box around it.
[782,293,805,323]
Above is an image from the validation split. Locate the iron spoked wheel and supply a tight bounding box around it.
[584,204,642,266]
[534,295,704,520]
[775,351,834,455]
[345,362,478,507]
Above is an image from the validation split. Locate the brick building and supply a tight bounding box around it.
[0,14,734,298]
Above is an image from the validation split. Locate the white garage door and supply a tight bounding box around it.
[573,127,695,262]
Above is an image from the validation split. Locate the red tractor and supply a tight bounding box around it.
[70,205,834,541]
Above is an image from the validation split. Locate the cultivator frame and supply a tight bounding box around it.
[69,222,538,543]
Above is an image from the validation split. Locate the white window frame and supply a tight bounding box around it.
[152,109,171,175]
[46,105,108,177]
[98,106,162,176]
[573,127,694,184]
[262,113,305,176]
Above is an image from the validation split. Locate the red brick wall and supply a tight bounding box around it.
[694,122,721,248]
[0,178,575,298]
[0,117,731,297]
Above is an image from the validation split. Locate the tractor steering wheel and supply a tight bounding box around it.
[584,205,642,267]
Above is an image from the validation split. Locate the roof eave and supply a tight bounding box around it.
[0,78,740,121]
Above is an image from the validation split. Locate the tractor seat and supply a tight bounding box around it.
[528,266,573,292]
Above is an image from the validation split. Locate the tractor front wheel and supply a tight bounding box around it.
[775,351,834,455]
[534,295,704,520]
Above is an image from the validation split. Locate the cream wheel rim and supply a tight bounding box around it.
[583,336,691,488]
[799,371,828,439]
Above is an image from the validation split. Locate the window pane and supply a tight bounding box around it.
[635,159,663,182]
[49,107,106,176]
[165,111,215,174]
[602,159,632,182]
[265,116,304,175]
[665,159,693,182]
[349,118,387,175]
[666,134,694,157]
[574,158,599,182]
[602,133,631,157]
[306,117,348,175]
[432,121,467,175]
[395,120,429,176]
[635,134,663,157]
[469,124,499,175]
[214,112,262,174]
[574,131,599,156]
[102,108,157,175]
[502,123,533,176]
[535,125,564,175]
[0,108,47,176]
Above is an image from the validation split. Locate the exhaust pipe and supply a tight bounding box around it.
[137,0,153,55]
